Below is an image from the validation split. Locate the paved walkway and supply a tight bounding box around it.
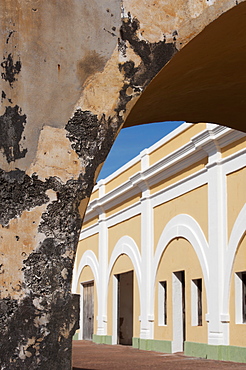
[72,341,246,370]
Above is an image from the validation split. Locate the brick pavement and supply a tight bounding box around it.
[72,341,246,370]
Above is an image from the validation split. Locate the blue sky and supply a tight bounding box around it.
[98,121,184,181]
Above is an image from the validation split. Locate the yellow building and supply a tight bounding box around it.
[72,122,246,362]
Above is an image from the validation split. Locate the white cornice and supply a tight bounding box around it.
[193,124,245,151]
[84,125,245,222]
[81,167,209,240]
[94,122,192,188]
[85,178,140,218]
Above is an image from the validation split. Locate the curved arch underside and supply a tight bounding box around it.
[125,1,246,132]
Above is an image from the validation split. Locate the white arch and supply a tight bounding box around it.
[107,235,142,290]
[72,250,99,293]
[152,214,209,296]
[223,204,246,314]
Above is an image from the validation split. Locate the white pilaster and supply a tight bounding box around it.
[205,139,228,345]
[139,150,154,339]
[96,182,108,336]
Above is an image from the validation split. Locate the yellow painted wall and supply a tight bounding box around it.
[76,233,99,270]
[107,254,140,338]
[229,234,246,347]
[90,189,99,201]
[106,194,141,218]
[108,215,141,259]
[154,238,207,343]
[77,265,98,336]
[149,124,206,166]
[82,216,99,229]
[105,162,141,193]
[227,167,246,238]
[153,185,208,250]
[150,157,207,195]
[77,265,95,289]
[221,136,245,158]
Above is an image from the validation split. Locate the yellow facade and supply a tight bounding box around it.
[108,215,141,258]
[106,194,141,218]
[105,162,141,194]
[153,185,208,250]
[75,233,99,270]
[90,189,99,201]
[150,157,208,195]
[149,123,206,166]
[82,216,99,230]
[73,123,246,360]
[221,136,246,159]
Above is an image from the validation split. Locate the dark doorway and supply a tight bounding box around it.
[242,272,246,323]
[117,270,133,345]
[83,281,94,340]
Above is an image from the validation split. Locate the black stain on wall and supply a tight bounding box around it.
[0,169,81,368]
[116,14,178,116]
[0,170,49,226]
[0,293,79,369]
[6,30,15,44]
[66,109,118,187]
[1,90,6,101]
[1,53,21,86]
[23,238,73,294]
[0,105,27,163]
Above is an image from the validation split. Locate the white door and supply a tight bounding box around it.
[172,271,185,352]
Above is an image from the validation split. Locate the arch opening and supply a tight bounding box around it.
[154,237,208,353]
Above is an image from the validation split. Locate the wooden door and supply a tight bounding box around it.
[83,282,94,340]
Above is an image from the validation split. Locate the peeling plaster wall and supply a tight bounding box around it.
[0,0,244,368]
[0,0,120,171]
[0,1,121,368]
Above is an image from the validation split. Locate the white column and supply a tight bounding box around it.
[205,140,229,345]
[96,181,108,336]
[139,150,154,339]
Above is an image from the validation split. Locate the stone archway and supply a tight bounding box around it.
[125,0,246,131]
[0,0,245,368]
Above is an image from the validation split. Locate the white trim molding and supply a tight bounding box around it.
[152,214,209,302]
[72,250,99,295]
[107,235,142,289]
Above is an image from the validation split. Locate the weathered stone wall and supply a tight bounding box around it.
[0,1,121,368]
[0,0,244,368]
